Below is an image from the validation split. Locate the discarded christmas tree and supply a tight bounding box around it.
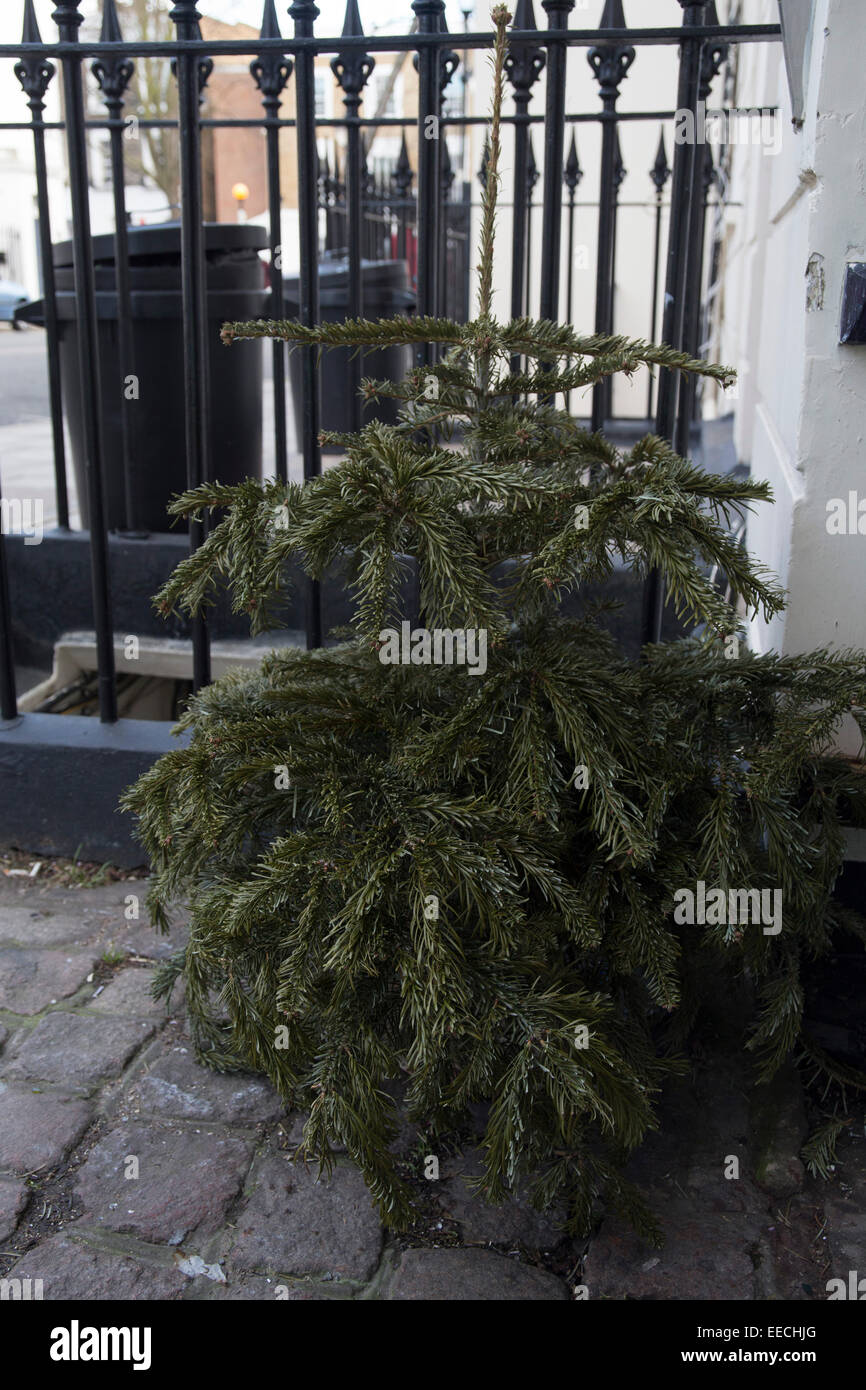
[125,9,866,1237]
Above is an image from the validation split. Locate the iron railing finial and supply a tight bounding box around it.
[650,127,671,193]
[93,0,134,112]
[252,0,293,100]
[17,0,55,111]
[563,131,582,192]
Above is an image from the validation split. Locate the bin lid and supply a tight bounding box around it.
[283,258,411,297]
[51,222,268,269]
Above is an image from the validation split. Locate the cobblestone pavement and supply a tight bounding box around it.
[0,874,863,1301]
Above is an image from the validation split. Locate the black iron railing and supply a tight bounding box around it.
[0,0,783,731]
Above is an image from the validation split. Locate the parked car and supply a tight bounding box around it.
[0,278,28,328]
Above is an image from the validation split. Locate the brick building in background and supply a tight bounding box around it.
[199,17,268,223]
[198,15,428,265]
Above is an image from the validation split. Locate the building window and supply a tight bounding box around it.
[369,71,398,119]
[441,86,463,121]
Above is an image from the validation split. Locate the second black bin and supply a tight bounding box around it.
[283,256,415,451]
[18,222,269,533]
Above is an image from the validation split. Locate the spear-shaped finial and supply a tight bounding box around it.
[332,0,374,101]
[261,0,281,36]
[251,0,292,102]
[392,132,413,194]
[589,0,634,99]
[563,131,582,193]
[506,0,545,101]
[100,0,123,43]
[514,0,538,28]
[17,0,56,110]
[650,127,671,193]
[599,0,626,28]
[22,0,42,43]
[341,0,363,36]
[93,0,134,110]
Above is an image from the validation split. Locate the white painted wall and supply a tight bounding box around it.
[716,0,866,696]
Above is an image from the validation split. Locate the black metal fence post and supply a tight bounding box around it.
[52,0,117,721]
[644,0,711,646]
[413,0,445,365]
[436,15,459,320]
[170,1,212,689]
[563,131,582,413]
[505,0,544,373]
[332,0,375,433]
[606,126,626,420]
[524,133,539,318]
[588,0,635,432]
[646,127,671,421]
[0,464,17,723]
[677,0,728,451]
[439,138,453,317]
[92,0,140,537]
[15,0,69,533]
[291,0,323,648]
[538,0,574,328]
[251,0,293,485]
[392,133,413,263]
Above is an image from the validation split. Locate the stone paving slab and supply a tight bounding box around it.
[227,1153,383,1282]
[0,947,95,1015]
[0,909,97,948]
[87,967,172,1019]
[95,919,190,964]
[433,1147,567,1250]
[198,1273,357,1301]
[75,1121,254,1245]
[0,1177,29,1243]
[583,1178,768,1300]
[128,1037,284,1125]
[1,1011,155,1089]
[7,1232,187,1300]
[385,1246,570,1299]
[0,1084,93,1174]
[821,1129,866,1284]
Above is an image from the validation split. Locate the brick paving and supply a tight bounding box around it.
[0,873,863,1301]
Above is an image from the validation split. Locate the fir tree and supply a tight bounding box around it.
[124,8,866,1239]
